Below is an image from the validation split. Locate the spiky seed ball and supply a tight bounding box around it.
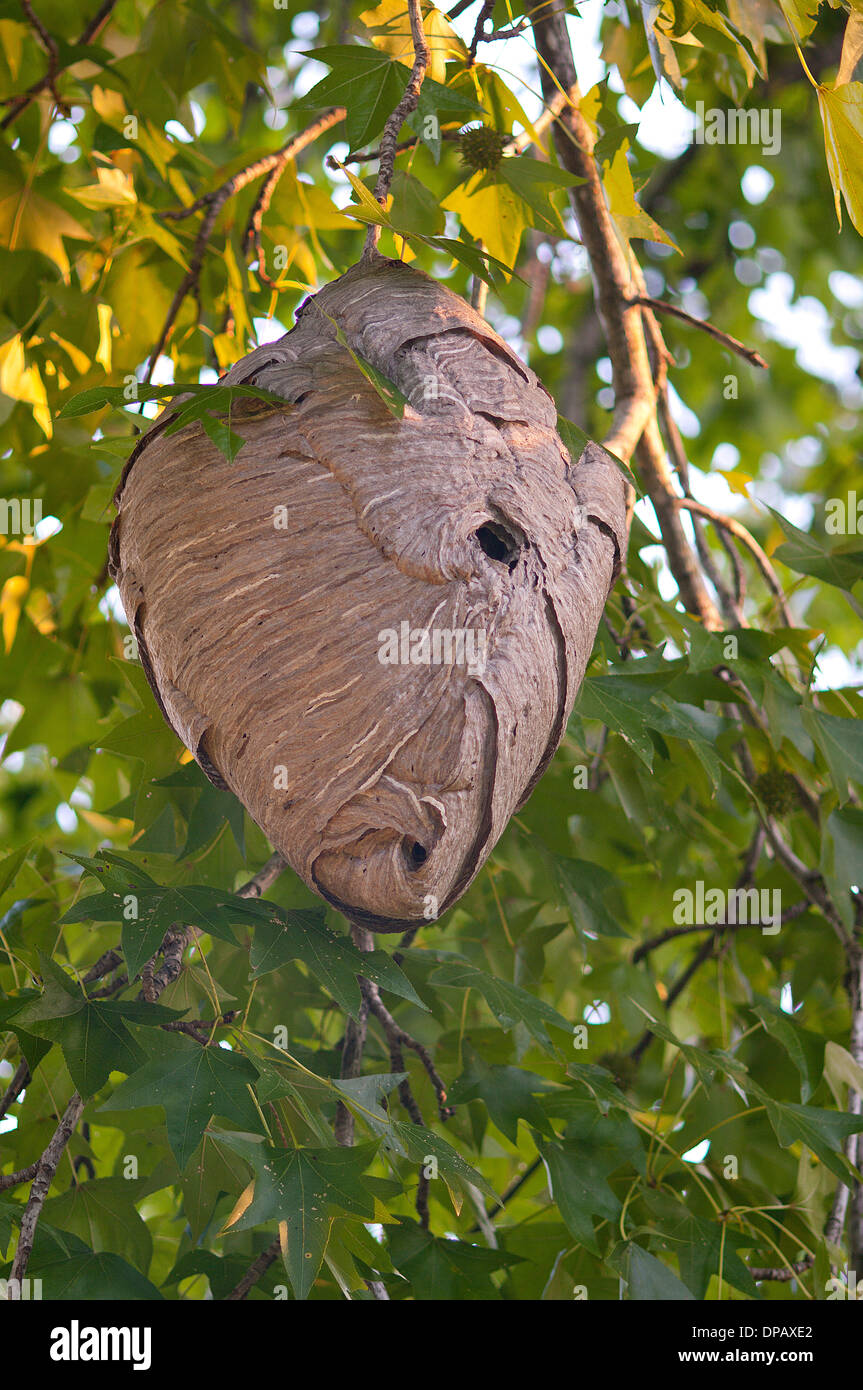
[458,125,508,173]
[753,767,798,818]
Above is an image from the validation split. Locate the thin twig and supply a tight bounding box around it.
[147,109,345,380]
[671,497,793,626]
[468,0,495,65]
[365,982,453,1122]
[334,924,374,1146]
[631,900,810,964]
[363,0,429,258]
[7,1092,84,1293]
[748,1255,814,1282]
[225,1236,280,1300]
[237,851,287,899]
[0,1060,30,1121]
[0,1161,39,1193]
[630,295,768,369]
[1,0,116,129]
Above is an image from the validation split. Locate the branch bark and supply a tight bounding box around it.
[362,0,429,258]
[530,1,722,630]
[7,1092,84,1294]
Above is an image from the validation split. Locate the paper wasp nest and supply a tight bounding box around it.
[109,255,626,930]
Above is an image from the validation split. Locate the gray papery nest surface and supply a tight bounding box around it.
[110,254,626,930]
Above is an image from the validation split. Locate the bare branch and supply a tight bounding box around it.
[671,497,794,626]
[631,295,768,369]
[0,1161,39,1193]
[0,1060,30,1121]
[237,851,287,899]
[225,1235,280,1300]
[8,1092,84,1292]
[147,109,345,380]
[1,0,117,129]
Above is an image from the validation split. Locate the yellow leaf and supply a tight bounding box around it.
[0,335,52,437]
[0,574,29,653]
[0,20,24,79]
[359,0,465,84]
[69,166,137,210]
[92,84,127,123]
[80,809,134,836]
[817,81,863,235]
[631,1109,678,1134]
[25,586,54,635]
[719,468,753,497]
[602,143,680,251]
[0,171,90,276]
[48,332,90,376]
[443,172,524,271]
[222,1179,255,1230]
[96,303,114,373]
[837,9,863,86]
[578,85,603,140]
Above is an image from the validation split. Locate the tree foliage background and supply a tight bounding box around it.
[1,0,863,1302]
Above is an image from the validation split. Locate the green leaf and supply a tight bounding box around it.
[298,45,404,149]
[633,1004,749,1089]
[43,1177,152,1273]
[556,415,642,495]
[36,1249,164,1301]
[100,1032,262,1170]
[0,845,28,899]
[384,1119,498,1203]
[425,954,570,1050]
[539,1138,621,1256]
[769,506,863,595]
[548,853,630,938]
[803,709,863,803]
[610,1241,696,1301]
[448,1046,556,1143]
[216,1132,378,1299]
[758,1092,863,1183]
[154,762,246,858]
[387,1221,519,1299]
[751,998,825,1103]
[497,155,585,234]
[62,882,260,979]
[14,956,181,1097]
[249,911,427,1016]
[576,676,655,768]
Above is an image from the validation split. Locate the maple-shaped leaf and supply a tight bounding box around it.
[14,955,182,1097]
[216,1132,378,1299]
[100,1032,262,1170]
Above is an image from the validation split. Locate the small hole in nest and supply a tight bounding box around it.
[404,839,428,870]
[475,522,521,570]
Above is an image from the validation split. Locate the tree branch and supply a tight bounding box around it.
[631,295,769,369]
[7,1092,84,1293]
[362,0,429,258]
[1,0,117,130]
[530,1,722,630]
[147,109,345,380]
